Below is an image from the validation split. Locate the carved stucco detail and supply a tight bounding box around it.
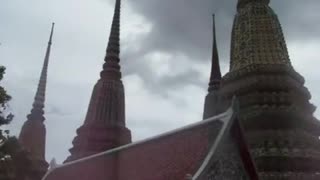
[230,3,291,71]
[203,137,249,180]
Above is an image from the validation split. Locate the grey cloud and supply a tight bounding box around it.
[158,69,204,90]
[115,0,320,97]
[125,0,320,58]
[122,52,207,99]
[46,105,70,116]
[126,0,234,60]
[271,1,320,41]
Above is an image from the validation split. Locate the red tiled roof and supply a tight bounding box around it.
[43,109,233,180]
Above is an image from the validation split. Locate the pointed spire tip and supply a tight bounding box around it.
[212,14,216,39]
[100,0,122,79]
[49,23,55,44]
[208,14,222,92]
[51,22,55,31]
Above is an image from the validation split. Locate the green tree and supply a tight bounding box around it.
[0,135,32,180]
[0,66,31,180]
[0,66,13,125]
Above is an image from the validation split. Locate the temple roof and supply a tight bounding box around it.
[43,100,258,180]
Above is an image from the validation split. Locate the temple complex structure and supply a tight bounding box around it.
[16,0,320,179]
[19,23,54,180]
[203,0,320,178]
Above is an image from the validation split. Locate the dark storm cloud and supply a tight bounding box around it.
[126,0,234,60]
[115,0,320,97]
[125,0,320,59]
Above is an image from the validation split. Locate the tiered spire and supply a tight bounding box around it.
[208,14,221,92]
[203,15,222,119]
[19,23,54,179]
[100,0,121,80]
[28,23,54,121]
[65,0,131,162]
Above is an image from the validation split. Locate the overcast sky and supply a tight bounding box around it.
[1,0,320,163]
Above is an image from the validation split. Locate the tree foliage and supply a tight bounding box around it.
[0,133,32,180]
[0,66,13,126]
[0,66,31,180]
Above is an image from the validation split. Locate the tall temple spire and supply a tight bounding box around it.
[65,0,131,162]
[19,23,54,180]
[208,14,221,92]
[29,23,54,120]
